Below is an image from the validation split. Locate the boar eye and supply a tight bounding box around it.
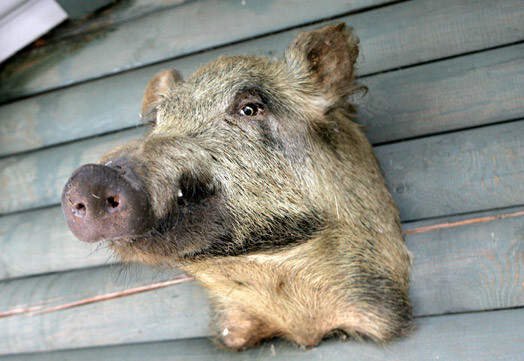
[240,104,259,116]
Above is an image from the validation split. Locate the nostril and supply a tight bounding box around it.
[72,203,86,218]
[107,196,121,213]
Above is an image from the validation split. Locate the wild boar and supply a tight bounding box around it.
[62,23,412,350]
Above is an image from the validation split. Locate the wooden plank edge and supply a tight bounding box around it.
[375,119,524,220]
[404,208,524,235]
[45,0,192,42]
[358,43,524,144]
[2,307,523,360]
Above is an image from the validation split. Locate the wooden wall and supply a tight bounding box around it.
[0,0,523,359]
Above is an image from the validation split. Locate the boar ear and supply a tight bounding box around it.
[285,23,360,106]
[140,69,183,121]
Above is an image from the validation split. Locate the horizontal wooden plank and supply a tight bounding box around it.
[0,205,522,353]
[0,265,209,355]
[0,0,393,103]
[3,308,523,360]
[359,44,524,144]
[2,114,524,219]
[0,207,111,279]
[405,206,524,317]
[2,40,523,159]
[0,128,141,215]
[0,265,207,355]
[45,0,191,41]
[376,120,524,220]
[2,0,523,105]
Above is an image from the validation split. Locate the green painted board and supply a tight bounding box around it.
[56,0,116,19]
[0,0,394,103]
[2,118,524,220]
[48,0,192,41]
[358,44,524,144]
[3,309,523,361]
[2,42,523,158]
[0,206,522,354]
[0,128,141,215]
[0,207,111,279]
[1,0,523,104]
[405,206,524,317]
[0,265,209,355]
[375,120,524,221]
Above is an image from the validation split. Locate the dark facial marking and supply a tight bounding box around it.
[176,171,217,206]
[227,89,288,153]
[190,211,326,258]
[257,118,285,152]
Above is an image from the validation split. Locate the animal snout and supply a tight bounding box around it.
[61,160,151,243]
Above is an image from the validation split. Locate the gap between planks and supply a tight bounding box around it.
[1,207,523,319]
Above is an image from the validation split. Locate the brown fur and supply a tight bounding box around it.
[95,23,412,350]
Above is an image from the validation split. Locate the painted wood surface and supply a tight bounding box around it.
[0,128,141,215]
[4,308,524,361]
[45,0,192,41]
[0,0,393,103]
[2,116,524,220]
[0,207,111,279]
[405,206,524,317]
[2,40,523,159]
[0,205,522,354]
[1,0,523,104]
[0,266,208,355]
[376,120,524,221]
[1,0,523,357]
[359,44,524,144]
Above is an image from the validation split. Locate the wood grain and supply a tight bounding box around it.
[3,308,524,361]
[375,120,524,221]
[358,44,524,144]
[406,207,524,317]
[0,0,394,103]
[0,205,522,354]
[44,0,192,42]
[0,207,111,279]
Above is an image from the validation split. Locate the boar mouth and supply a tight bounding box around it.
[174,171,217,207]
[112,209,326,263]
